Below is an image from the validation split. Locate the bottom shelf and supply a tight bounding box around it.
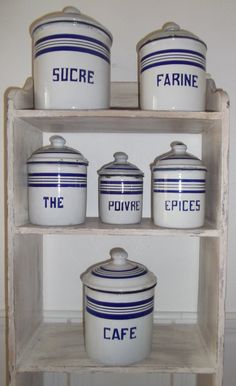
[17,322,216,374]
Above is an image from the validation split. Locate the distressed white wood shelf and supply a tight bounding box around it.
[6,77,229,386]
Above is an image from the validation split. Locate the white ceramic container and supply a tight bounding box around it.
[27,135,88,225]
[98,152,144,224]
[30,7,113,109]
[152,142,207,228]
[137,22,207,111]
[81,247,157,365]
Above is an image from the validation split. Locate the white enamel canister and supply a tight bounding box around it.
[30,7,113,109]
[81,247,157,365]
[27,135,88,225]
[98,152,144,224]
[137,22,207,111]
[152,142,207,228]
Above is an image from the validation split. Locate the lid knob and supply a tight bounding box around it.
[63,6,81,14]
[114,152,128,163]
[171,141,187,154]
[162,22,180,32]
[49,135,66,148]
[110,248,128,266]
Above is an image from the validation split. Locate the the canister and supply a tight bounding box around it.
[152,142,207,228]
[98,152,144,224]
[81,247,157,365]
[137,22,207,111]
[30,7,113,109]
[27,135,88,225]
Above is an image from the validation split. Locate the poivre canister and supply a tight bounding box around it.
[81,247,157,365]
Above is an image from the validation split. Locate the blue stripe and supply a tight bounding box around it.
[100,265,139,272]
[28,183,87,188]
[86,295,153,308]
[154,178,205,182]
[35,33,110,51]
[141,60,205,73]
[153,189,205,193]
[138,35,207,50]
[86,307,153,320]
[28,172,86,177]
[27,161,87,166]
[92,270,147,279]
[32,21,113,42]
[35,45,110,63]
[100,181,142,185]
[100,190,143,195]
[153,167,206,172]
[141,48,205,62]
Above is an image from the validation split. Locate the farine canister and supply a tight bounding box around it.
[30,7,113,109]
[137,22,207,111]
[152,142,207,228]
[27,135,88,225]
[81,247,157,365]
[98,152,144,224]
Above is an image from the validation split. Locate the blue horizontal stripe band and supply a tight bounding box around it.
[100,181,142,185]
[28,172,86,177]
[153,189,205,193]
[100,191,143,195]
[32,21,112,42]
[138,35,207,50]
[141,48,205,63]
[153,167,206,171]
[86,284,156,295]
[27,161,87,166]
[86,295,153,308]
[92,270,147,279]
[141,60,205,73]
[155,178,205,182]
[86,306,153,320]
[28,183,87,188]
[35,33,110,51]
[35,45,110,63]
[100,265,139,273]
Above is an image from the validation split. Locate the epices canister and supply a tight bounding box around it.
[30,7,113,109]
[97,152,144,224]
[151,142,207,228]
[27,135,88,226]
[137,22,207,111]
[80,247,157,365]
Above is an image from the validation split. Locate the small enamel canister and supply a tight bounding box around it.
[152,142,207,228]
[30,7,113,109]
[98,152,144,224]
[81,247,157,365]
[137,22,207,111]
[27,135,88,225]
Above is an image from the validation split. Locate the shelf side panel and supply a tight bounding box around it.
[15,373,43,386]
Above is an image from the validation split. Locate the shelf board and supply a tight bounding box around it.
[17,322,216,374]
[14,108,221,133]
[15,218,219,237]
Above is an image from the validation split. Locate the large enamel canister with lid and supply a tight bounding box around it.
[137,22,207,111]
[30,7,113,109]
[98,152,144,224]
[152,142,207,228]
[27,135,88,225]
[81,247,157,365]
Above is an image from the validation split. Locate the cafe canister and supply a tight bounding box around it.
[30,7,113,109]
[98,152,144,224]
[137,22,207,111]
[152,142,207,228]
[81,247,157,365]
[27,135,88,225]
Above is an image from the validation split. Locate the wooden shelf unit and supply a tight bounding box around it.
[6,78,229,386]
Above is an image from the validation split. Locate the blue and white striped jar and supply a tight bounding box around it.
[98,152,144,224]
[152,142,207,228]
[27,135,88,225]
[81,247,157,365]
[137,22,207,111]
[30,7,112,109]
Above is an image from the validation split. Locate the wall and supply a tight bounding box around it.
[1,0,236,385]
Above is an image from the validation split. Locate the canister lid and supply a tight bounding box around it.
[137,21,207,51]
[30,6,113,44]
[98,152,144,177]
[81,247,157,293]
[27,135,88,165]
[152,142,207,171]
